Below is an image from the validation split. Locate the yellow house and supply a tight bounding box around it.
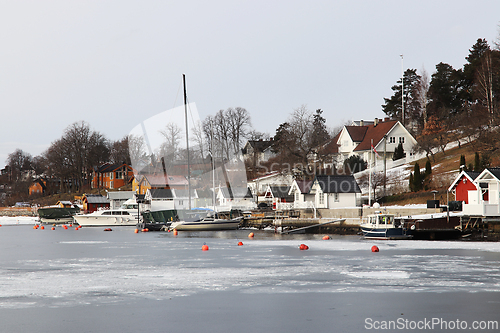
[132,174,188,194]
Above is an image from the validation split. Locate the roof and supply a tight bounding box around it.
[268,186,292,198]
[294,180,313,194]
[314,175,361,193]
[476,167,500,182]
[107,191,135,200]
[243,140,273,154]
[220,187,253,199]
[148,188,174,199]
[97,163,131,173]
[318,132,341,155]
[345,126,368,142]
[84,194,109,204]
[174,189,198,199]
[141,174,188,187]
[353,120,398,152]
[447,170,480,192]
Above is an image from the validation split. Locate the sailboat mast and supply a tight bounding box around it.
[183,74,191,210]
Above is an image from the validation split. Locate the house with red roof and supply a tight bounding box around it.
[318,117,417,168]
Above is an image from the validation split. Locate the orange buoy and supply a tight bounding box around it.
[69,224,73,227]
[371,245,379,252]
[248,232,254,238]
[40,226,45,230]
[322,235,330,240]
[237,241,243,246]
[75,226,79,230]
[134,228,139,233]
[202,244,209,251]
[51,227,55,230]
[142,228,149,232]
[299,244,309,250]
[173,229,178,236]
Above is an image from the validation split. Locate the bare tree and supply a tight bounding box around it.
[159,122,183,161]
[110,136,131,165]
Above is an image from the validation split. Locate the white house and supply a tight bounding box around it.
[311,175,361,208]
[242,140,276,164]
[290,175,361,209]
[289,179,314,209]
[318,118,417,168]
[463,168,500,216]
[247,172,294,200]
[144,188,198,211]
[106,191,135,210]
[216,187,255,210]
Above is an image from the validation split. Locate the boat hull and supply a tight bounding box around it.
[169,218,241,231]
[73,215,139,227]
[38,207,80,224]
[361,225,412,240]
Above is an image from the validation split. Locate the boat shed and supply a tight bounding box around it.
[82,194,110,213]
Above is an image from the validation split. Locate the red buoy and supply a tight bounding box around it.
[202,244,209,251]
[371,245,379,252]
[237,241,243,246]
[299,244,309,250]
[322,235,330,240]
[40,226,45,230]
[104,228,112,231]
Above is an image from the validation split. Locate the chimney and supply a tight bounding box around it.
[374,118,379,126]
[359,120,364,126]
[384,117,389,122]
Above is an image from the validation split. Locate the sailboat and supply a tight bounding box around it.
[168,74,242,231]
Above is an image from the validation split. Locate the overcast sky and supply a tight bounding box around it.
[1,0,499,167]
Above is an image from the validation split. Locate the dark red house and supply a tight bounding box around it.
[448,171,481,204]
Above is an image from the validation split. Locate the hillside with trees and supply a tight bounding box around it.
[1,36,500,206]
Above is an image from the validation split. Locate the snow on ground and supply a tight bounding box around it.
[0,216,38,225]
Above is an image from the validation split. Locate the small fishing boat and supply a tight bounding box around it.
[360,213,412,240]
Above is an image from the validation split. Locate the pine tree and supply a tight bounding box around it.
[425,159,432,176]
[459,155,466,171]
[474,152,480,172]
[413,162,422,191]
[393,142,405,160]
[409,172,414,192]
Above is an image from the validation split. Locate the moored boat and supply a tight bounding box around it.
[360,213,412,240]
[38,203,80,224]
[73,208,140,227]
[169,213,242,231]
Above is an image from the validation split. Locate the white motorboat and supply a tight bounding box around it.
[73,199,140,227]
[169,213,241,231]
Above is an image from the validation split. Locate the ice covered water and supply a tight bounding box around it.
[0,224,499,309]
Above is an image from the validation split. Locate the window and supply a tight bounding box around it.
[334,193,339,202]
[319,193,324,205]
[295,191,299,201]
[389,137,396,144]
[399,137,405,144]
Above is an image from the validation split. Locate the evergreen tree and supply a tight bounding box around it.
[425,159,432,176]
[409,173,414,192]
[344,155,367,174]
[393,142,405,160]
[412,162,422,192]
[459,155,466,171]
[474,152,480,172]
[309,109,330,147]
